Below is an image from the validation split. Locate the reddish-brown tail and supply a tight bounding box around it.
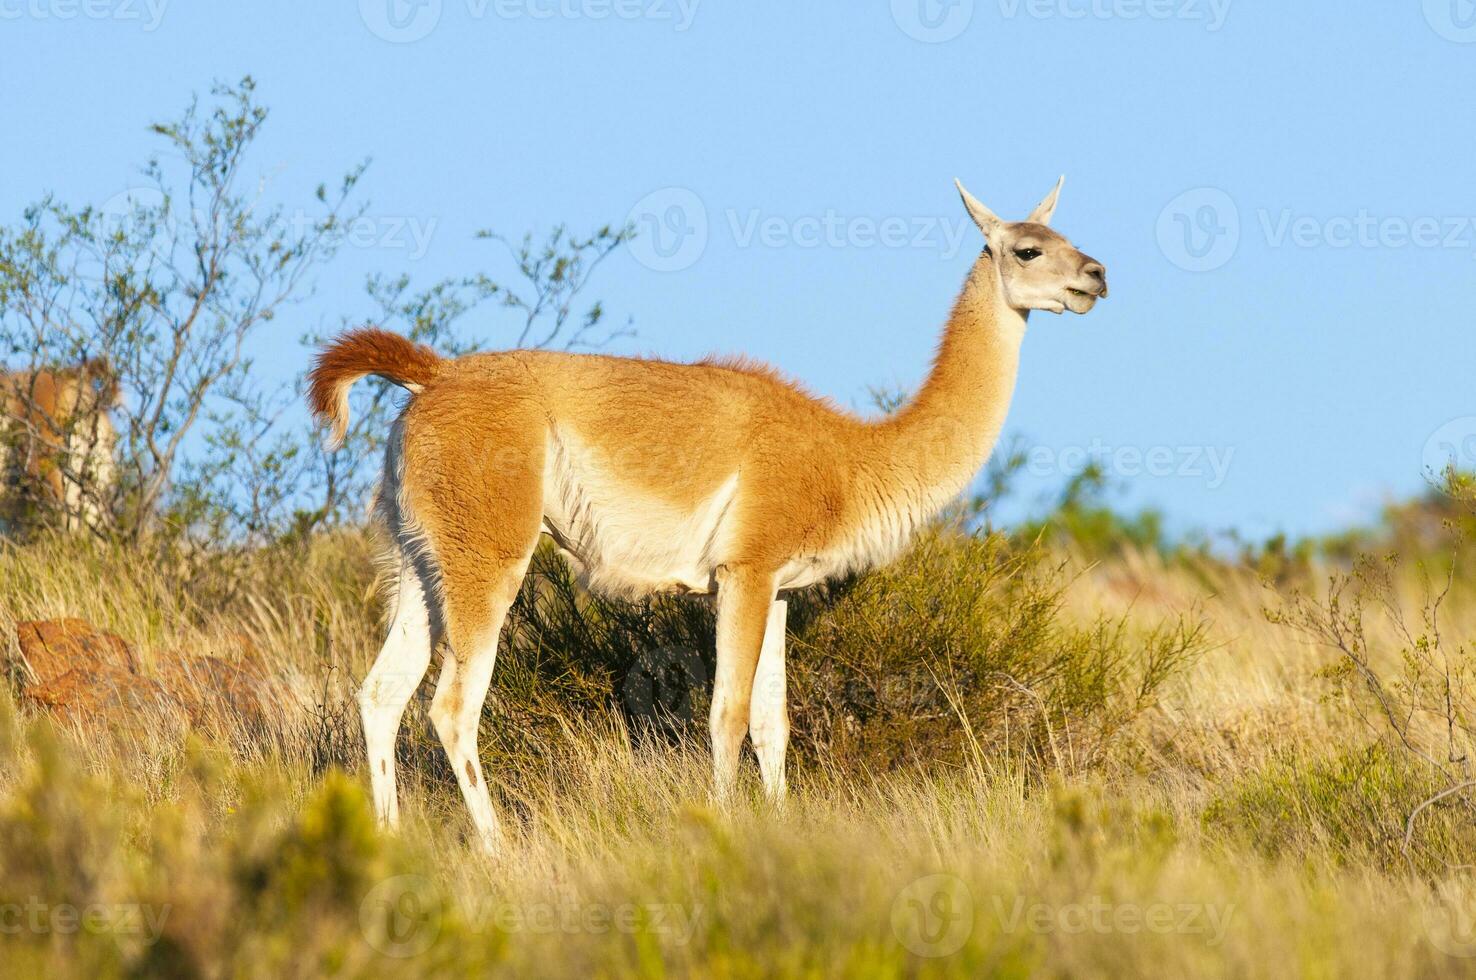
[307,328,443,448]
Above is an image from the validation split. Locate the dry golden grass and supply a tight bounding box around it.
[2,517,1476,978]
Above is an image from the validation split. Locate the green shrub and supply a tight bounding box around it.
[1201,745,1474,874]
[786,529,1207,775]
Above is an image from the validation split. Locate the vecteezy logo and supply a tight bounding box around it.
[625,187,708,272]
[1425,888,1476,958]
[890,0,973,42]
[890,874,974,957]
[96,186,170,240]
[1423,417,1476,489]
[1156,187,1240,272]
[1424,0,1476,42]
[623,647,708,727]
[359,874,444,958]
[360,0,442,43]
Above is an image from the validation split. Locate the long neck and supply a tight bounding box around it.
[878,251,1025,506]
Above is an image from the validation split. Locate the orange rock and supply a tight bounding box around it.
[16,618,139,684]
[23,666,184,730]
[12,618,275,734]
[158,655,269,728]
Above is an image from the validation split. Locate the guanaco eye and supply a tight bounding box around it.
[1014,248,1042,262]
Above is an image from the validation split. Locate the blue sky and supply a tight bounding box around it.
[3,1,1473,540]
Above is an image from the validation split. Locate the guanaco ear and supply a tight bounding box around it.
[1026,175,1065,226]
[954,179,1002,236]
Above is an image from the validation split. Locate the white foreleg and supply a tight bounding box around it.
[748,598,789,801]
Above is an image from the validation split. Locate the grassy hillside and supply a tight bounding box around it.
[2,483,1476,977]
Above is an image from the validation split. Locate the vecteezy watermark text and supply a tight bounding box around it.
[360,874,704,958]
[993,895,1235,944]
[890,0,1229,43]
[890,875,1236,958]
[283,210,438,260]
[359,0,698,42]
[996,0,1231,30]
[727,209,970,256]
[95,188,438,261]
[0,899,171,944]
[1026,440,1235,489]
[1158,187,1476,272]
[625,186,973,272]
[0,0,167,29]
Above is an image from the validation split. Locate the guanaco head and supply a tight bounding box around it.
[75,357,122,410]
[954,176,1108,315]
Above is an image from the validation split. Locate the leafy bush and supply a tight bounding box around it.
[786,528,1207,775]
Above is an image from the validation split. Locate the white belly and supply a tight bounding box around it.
[540,429,737,597]
[535,428,935,599]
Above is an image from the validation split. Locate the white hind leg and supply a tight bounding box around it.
[360,560,436,828]
[749,599,789,801]
[427,556,530,856]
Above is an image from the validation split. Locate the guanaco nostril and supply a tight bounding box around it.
[1081,263,1108,297]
